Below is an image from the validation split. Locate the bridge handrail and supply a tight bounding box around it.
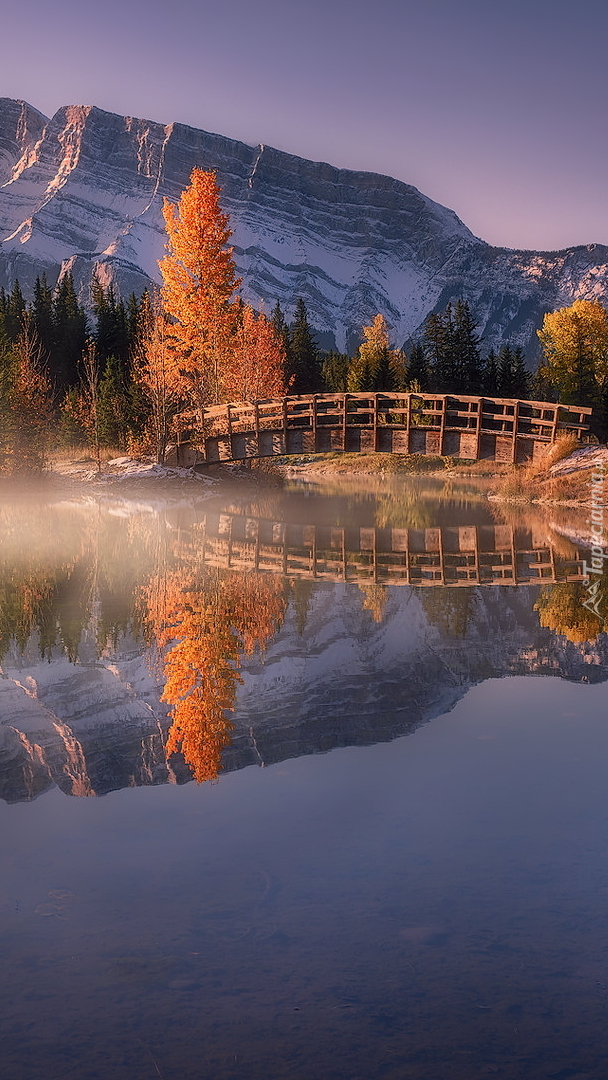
[199,392,592,439]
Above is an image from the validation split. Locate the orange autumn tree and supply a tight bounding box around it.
[225,303,288,402]
[155,168,288,447]
[159,168,241,425]
[132,291,183,463]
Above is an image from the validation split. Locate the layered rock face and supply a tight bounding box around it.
[1,98,607,358]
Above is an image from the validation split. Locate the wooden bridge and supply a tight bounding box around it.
[198,511,587,587]
[175,393,593,467]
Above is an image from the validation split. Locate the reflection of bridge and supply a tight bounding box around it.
[199,511,586,586]
[184,393,592,466]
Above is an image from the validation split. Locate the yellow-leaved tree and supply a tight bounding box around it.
[347,313,406,392]
[537,299,608,406]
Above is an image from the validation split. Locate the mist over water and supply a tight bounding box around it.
[1,478,607,1079]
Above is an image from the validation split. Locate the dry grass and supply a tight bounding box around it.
[526,434,580,477]
[494,436,598,506]
[46,445,128,469]
[280,452,477,475]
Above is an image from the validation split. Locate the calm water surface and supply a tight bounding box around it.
[0,478,607,1080]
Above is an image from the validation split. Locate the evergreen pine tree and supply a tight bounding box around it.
[271,301,290,352]
[321,351,350,392]
[530,366,557,403]
[497,345,530,398]
[289,298,320,392]
[271,300,293,390]
[126,292,142,353]
[452,299,482,392]
[372,344,397,391]
[406,342,429,390]
[97,356,133,449]
[482,348,500,395]
[424,309,450,391]
[509,347,531,398]
[32,275,54,369]
[348,354,375,392]
[52,272,88,393]
[5,280,26,340]
[92,279,130,368]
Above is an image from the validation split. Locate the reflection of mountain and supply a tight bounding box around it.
[2,581,606,803]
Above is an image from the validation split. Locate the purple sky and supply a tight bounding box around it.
[5,0,607,251]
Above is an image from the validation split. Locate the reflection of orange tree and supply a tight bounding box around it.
[145,569,286,782]
[358,583,388,624]
[534,583,605,644]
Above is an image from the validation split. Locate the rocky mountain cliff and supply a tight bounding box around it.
[1,98,607,358]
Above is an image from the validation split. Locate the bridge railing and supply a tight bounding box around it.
[197,511,588,587]
[195,393,592,464]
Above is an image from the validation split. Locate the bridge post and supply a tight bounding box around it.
[439,396,447,455]
[475,399,483,459]
[311,395,317,452]
[254,401,260,457]
[512,400,521,463]
[406,393,412,454]
[342,394,348,451]
[373,393,379,452]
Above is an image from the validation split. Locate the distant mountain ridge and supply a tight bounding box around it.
[1,97,607,359]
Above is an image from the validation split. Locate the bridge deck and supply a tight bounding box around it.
[177,393,593,466]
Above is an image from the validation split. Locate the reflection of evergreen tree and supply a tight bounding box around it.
[420,586,477,639]
[289,578,316,636]
[54,564,92,662]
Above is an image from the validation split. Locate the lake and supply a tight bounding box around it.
[1,477,607,1080]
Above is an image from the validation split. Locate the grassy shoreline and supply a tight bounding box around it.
[5,441,603,509]
[277,445,607,508]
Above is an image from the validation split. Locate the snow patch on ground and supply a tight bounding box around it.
[548,445,608,477]
[57,456,219,490]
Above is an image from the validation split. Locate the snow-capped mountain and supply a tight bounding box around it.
[1,98,607,358]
